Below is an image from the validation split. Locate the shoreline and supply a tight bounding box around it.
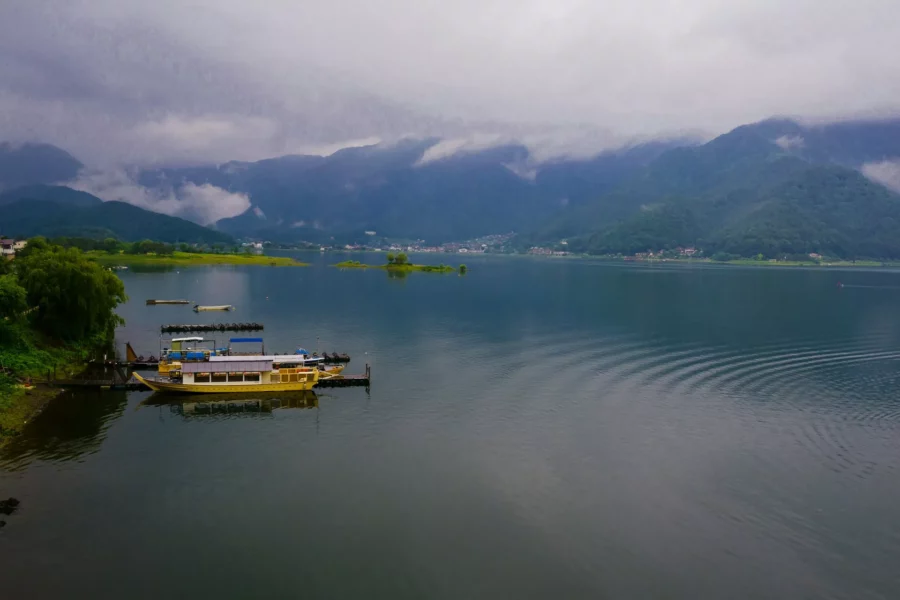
[87,251,308,267]
[0,384,63,448]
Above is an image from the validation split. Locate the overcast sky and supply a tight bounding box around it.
[1,0,899,167]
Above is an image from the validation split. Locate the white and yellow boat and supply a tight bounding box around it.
[134,358,320,394]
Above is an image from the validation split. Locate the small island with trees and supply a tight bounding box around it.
[334,252,466,274]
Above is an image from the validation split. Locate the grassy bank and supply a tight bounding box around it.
[88,251,308,267]
[334,260,459,273]
[0,321,101,441]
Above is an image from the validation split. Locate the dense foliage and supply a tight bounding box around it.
[14,238,126,339]
[0,274,27,319]
[574,206,703,255]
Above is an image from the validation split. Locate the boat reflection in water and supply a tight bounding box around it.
[140,390,319,417]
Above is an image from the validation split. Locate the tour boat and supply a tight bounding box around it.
[193,304,234,312]
[134,359,320,394]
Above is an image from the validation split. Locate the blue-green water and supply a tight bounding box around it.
[3,254,900,599]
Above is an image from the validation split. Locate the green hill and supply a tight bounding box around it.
[0,188,233,244]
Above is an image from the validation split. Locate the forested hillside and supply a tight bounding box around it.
[0,187,233,244]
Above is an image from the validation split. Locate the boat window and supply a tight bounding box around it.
[227,372,244,382]
[211,373,227,383]
[195,373,211,383]
[244,373,260,382]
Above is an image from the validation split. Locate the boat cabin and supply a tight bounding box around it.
[180,359,317,386]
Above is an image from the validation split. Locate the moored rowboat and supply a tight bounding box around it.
[193,305,234,312]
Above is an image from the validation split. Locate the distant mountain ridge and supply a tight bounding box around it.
[138,137,695,243]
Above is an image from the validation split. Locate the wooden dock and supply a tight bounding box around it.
[316,374,371,388]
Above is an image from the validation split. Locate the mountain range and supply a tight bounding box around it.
[2,116,900,258]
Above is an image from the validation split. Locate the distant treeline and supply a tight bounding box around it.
[48,237,249,256]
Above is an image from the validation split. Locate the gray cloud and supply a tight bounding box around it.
[69,169,251,224]
[1,0,899,168]
[862,160,900,194]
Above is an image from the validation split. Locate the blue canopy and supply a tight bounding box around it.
[230,337,264,343]
[295,348,310,355]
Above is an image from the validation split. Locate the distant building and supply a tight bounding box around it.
[809,253,822,259]
[1,239,18,256]
[365,231,377,236]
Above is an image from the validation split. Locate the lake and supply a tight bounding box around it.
[3,254,900,599]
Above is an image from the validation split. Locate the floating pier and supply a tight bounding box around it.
[161,323,264,333]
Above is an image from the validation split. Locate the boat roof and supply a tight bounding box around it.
[171,337,205,342]
[230,337,263,343]
[182,360,272,373]
[209,354,323,363]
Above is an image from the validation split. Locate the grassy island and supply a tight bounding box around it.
[334,253,464,274]
[88,251,307,267]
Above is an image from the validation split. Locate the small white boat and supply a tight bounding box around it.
[193,305,234,312]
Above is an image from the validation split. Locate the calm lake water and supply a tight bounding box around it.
[3,254,900,599]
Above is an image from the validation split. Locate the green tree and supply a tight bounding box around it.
[459,264,467,274]
[386,252,396,264]
[15,236,49,260]
[395,252,409,265]
[15,243,126,339]
[0,275,27,320]
[102,238,121,254]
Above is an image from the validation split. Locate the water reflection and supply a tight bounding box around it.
[0,390,127,470]
[140,390,319,418]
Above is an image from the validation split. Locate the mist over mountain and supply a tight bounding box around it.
[3,115,900,257]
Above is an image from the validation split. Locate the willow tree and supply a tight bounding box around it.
[15,242,127,340]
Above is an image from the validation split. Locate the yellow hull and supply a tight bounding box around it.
[133,372,317,394]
